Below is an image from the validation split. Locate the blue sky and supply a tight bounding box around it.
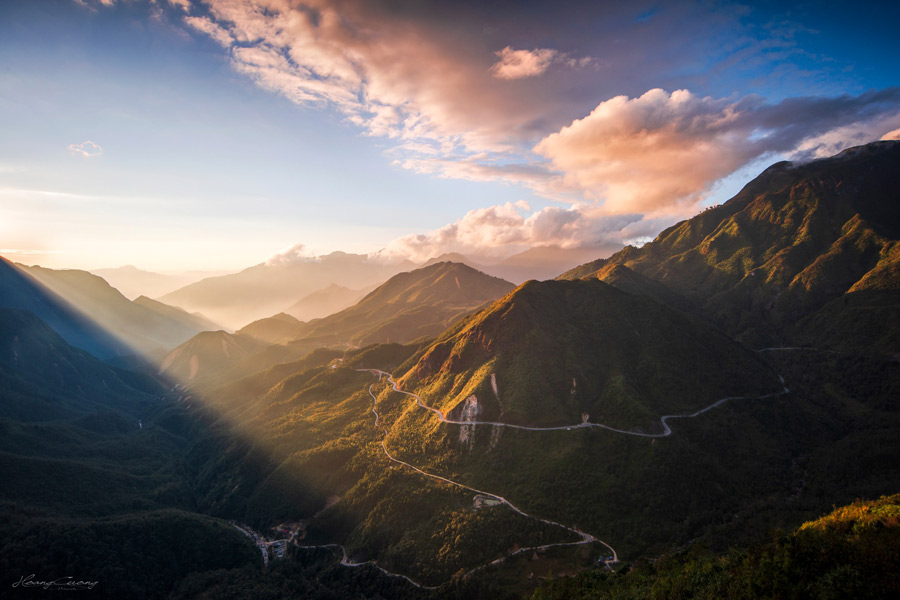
[1,0,898,272]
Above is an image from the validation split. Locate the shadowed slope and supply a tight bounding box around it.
[21,264,220,356]
[0,257,128,359]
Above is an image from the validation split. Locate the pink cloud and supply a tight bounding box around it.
[534,88,900,215]
[178,3,900,219]
[490,47,559,80]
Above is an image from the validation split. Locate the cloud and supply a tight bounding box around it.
[174,3,900,221]
[183,16,233,47]
[177,0,616,177]
[534,88,900,214]
[265,242,317,266]
[882,127,900,141]
[67,140,103,158]
[489,46,596,80]
[374,201,640,263]
[490,47,559,80]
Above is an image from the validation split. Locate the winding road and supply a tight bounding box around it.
[364,369,789,438]
[362,377,613,575]
[288,365,790,589]
[294,542,438,590]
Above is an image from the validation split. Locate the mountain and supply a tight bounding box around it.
[133,295,219,332]
[159,252,414,329]
[419,252,488,270]
[6,143,899,596]
[283,283,372,321]
[90,265,221,300]
[398,278,779,429]
[0,307,263,599]
[0,307,162,420]
[18,263,220,356]
[157,330,265,383]
[159,262,515,387]
[416,247,622,284]
[0,257,128,359]
[532,492,900,600]
[290,261,516,348]
[562,141,900,351]
[172,311,900,589]
[237,312,308,345]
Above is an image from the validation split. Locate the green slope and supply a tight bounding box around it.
[398,278,779,429]
[288,261,515,347]
[531,493,900,600]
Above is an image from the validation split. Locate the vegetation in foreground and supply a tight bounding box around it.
[531,493,900,600]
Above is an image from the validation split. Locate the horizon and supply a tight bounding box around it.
[2,0,899,273]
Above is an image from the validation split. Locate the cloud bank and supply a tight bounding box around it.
[373,201,640,264]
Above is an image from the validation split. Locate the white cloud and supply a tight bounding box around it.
[175,3,900,222]
[490,46,559,80]
[67,140,103,158]
[265,242,317,266]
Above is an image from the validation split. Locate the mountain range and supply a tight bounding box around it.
[159,261,515,386]
[15,262,220,357]
[158,251,413,329]
[90,265,224,300]
[154,245,617,331]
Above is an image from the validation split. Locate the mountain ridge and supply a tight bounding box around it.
[561,140,900,351]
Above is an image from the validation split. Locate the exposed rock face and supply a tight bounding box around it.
[450,394,482,449]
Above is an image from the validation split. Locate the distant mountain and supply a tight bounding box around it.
[160,262,514,387]
[294,261,515,348]
[417,247,622,284]
[237,312,307,345]
[283,283,372,322]
[418,252,487,270]
[157,330,265,383]
[398,278,779,428]
[484,244,621,283]
[159,252,413,329]
[0,257,128,359]
[18,263,220,356]
[562,140,900,352]
[90,265,221,300]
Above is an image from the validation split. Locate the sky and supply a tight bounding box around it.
[1,0,899,273]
